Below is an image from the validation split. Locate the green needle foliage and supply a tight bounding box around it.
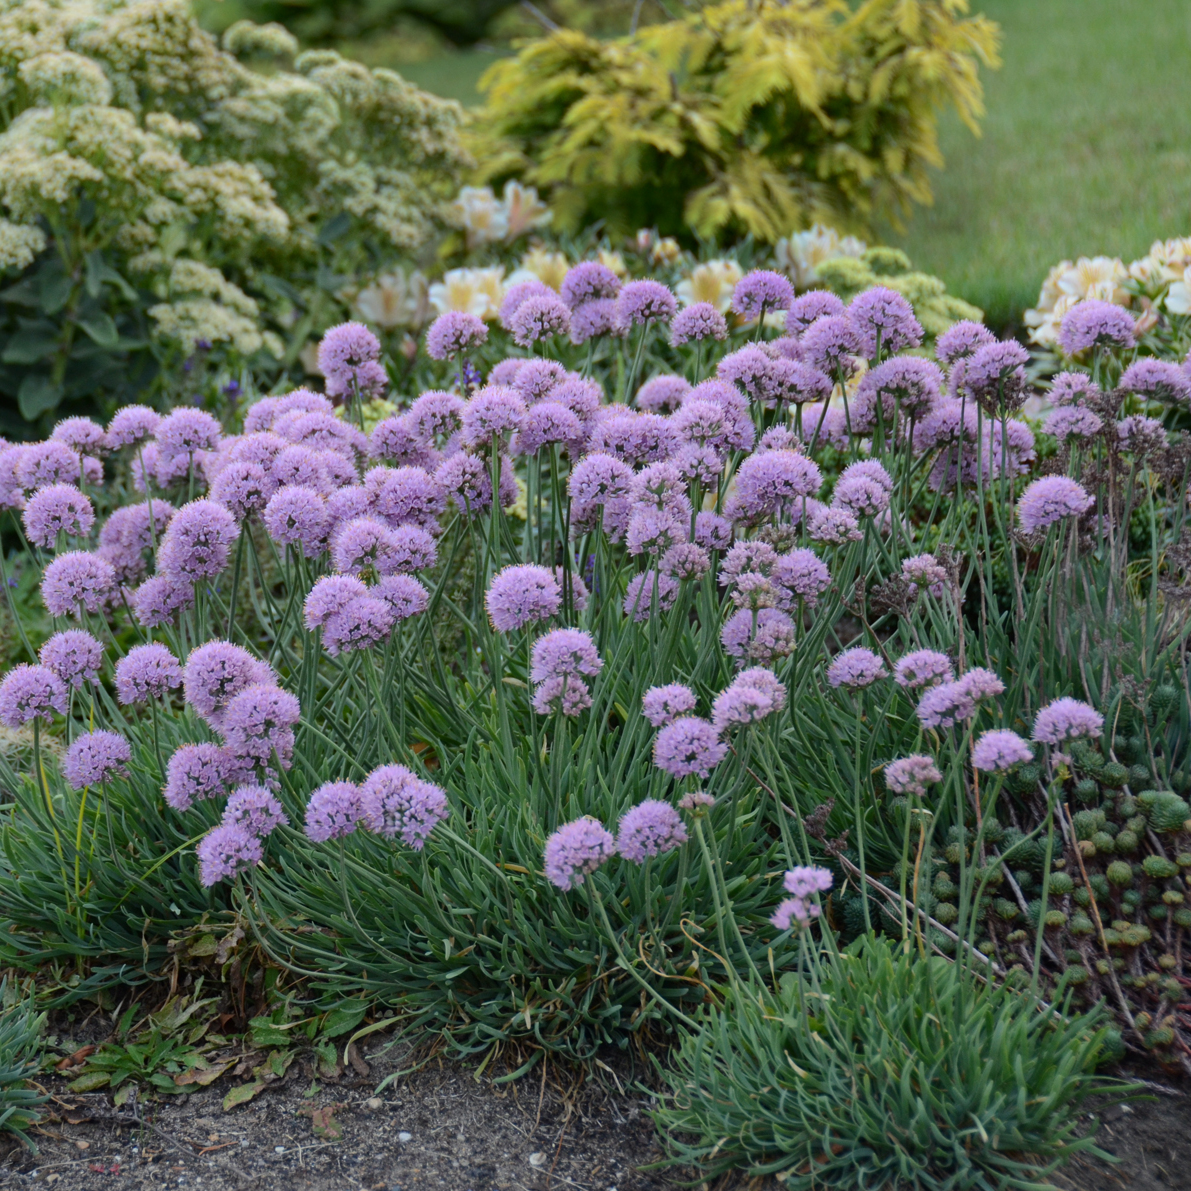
[0,981,46,1146]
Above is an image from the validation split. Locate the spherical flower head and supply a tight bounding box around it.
[718,543,774,589]
[884,754,943,797]
[41,551,115,617]
[1017,476,1093,533]
[626,507,685,557]
[0,664,67,727]
[1044,404,1103,442]
[848,286,922,357]
[164,743,231,810]
[510,359,567,404]
[894,649,954,690]
[960,340,1030,410]
[115,642,182,703]
[717,345,773,402]
[623,569,681,621]
[678,791,716,812]
[712,682,776,735]
[671,302,728,346]
[731,270,794,319]
[57,729,128,790]
[1119,358,1191,405]
[183,641,275,728]
[771,896,820,931]
[642,683,697,728]
[499,279,554,327]
[568,453,633,507]
[784,866,833,898]
[197,823,263,887]
[516,401,586,457]
[720,607,796,664]
[488,358,525,386]
[971,729,1033,773]
[616,799,688,863]
[935,320,996,367]
[263,485,329,556]
[561,262,621,309]
[271,443,327,491]
[330,516,400,576]
[304,574,369,631]
[550,378,602,424]
[1032,696,1104,745]
[374,574,430,621]
[532,674,594,717]
[808,504,862,544]
[652,714,726,778]
[544,816,616,890]
[221,682,301,767]
[1117,414,1166,457]
[131,574,194,628]
[323,594,397,656]
[435,452,504,517]
[694,511,733,551]
[775,361,833,408]
[426,311,488,361]
[23,483,94,548]
[1048,371,1100,407]
[854,357,942,428]
[771,548,831,609]
[360,765,449,850]
[661,542,712,581]
[318,322,384,398]
[916,679,975,730]
[461,387,526,449]
[509,293,571,348]
[157,500,239,582]
[107,404,161,448]
[569,297,621,345]
[1058,300,1136,355]
[731,450,822,521]
[486,564,561,632]
[799,404,849,451]
[210,460,277,520]
[735,667,788,711]
[530,629,602,684]
[827,647,886,689]
[156,407,222,456]
[223,785,288,838]
[593,410,681,466]
[304,780,365,842]
[832,460,892,518]
[901,553,948,593]
[407,391,466,445]
[615,280,677,330]
[365,464,446,530]
[801,314,860,375]
[16,441,80,493]
[636,375,691,415]
[40,629,103,689]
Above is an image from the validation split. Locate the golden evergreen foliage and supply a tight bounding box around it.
[471,0,1000,243]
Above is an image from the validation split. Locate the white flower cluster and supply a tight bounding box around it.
[449,182,553,250]
[774,224,867,290]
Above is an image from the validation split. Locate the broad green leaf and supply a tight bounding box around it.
[320,1003,367,1038]
[68,1071,111,1091]
[17,375,62,420]
[222,1080,266,1111]
[78,313,118,348]
[4,331,59,365]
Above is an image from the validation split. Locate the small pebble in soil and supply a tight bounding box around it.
[363,1097,383,1112]
[398,1131,412,1142]
[529,1152,546,1166]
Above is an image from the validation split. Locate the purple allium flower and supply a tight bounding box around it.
[623,569,681,621]
[800,315,859,375]
[827,647,886,689]
[893,649,953,690]
[717,345,773,400]
[722,540,779,583]
[197,823,263,886]
[935,320,996,366]
[499,279,554,327]
[515,401,586,457]
[488,358,525,386]
[1117,414,1167,456]
[694,511,733,551]
[853,357,942,430]
[773,361,833,408]
[770,867,832,930]
[1120,358,1191,404]
[263,485,329,555]
[731,270,794,319]
[426,311,488,361]
[678,790,715,812]
[670,302,728,346]
[1031,696,1104,744]
[799,403,849,450]
[365,464,445,531]
[568,454,634,509]
[884,754,943,797]
[60,730,129,790]
[971,729,1033,772]
[1057,300,1136,355]
[223,784,288,837]
[1017,476,1093,532]
[131,574,195,628]
[435,452,512,517]
[322,594,397,656]
[671,399,734,455]
[772,548,832,608]
[374,574,430,621]
[511,359,567,404]
[41,551,115,617]
[616,799,687,862]
[530,629,602,683]
[561,262,621,309]
[115,642,182,703]
[210,460,277,520]
[460,387,526,449]
[731,450,822,521]
[1048,371,1100,406]
[787,290,846,335]
[916,679,975,730]
[52,416,107,456]
[960,340,1030,410]
[626,507,685,557]
[40,629,103,689]
[1044,404,1102,441]
[317,322,386,399]
[848,287,922,357]
[282,410,366,457]
[486,564,561,632]
[720,607,796,664]
[156,500,238,582]
[329,516,399,576]
[360,764,448,849]
[221,682,300,767]
[271,444,327,491]
[642,683,697,727]
[532,675,594,717]
[164,743,230,810]
[509,293,571,348]
[303,574,368,631]
[661,542,711,581]
[961,667,1005,703]
[636,375,691,415]
[616,280,677,329]
[16,441,79,492]
[0,664,67,727]
[711,680,777,735]
[407,392,466,446]
[832,460,892,517]
[808,503,861,544]
[671,444,722,486]
[156,408,222,456]
[183,641,274,728]
[107,404,161,448]
[569,297,621,344]
[304,781,365,841]
[97,499,174,583]
[385,523,437,573]
[544,816,616,890]
[549,377,602,424]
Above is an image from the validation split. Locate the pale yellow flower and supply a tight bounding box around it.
[676,260,742,312]
[354,269,430,329]
[774,224,866,290]
[428,267,504,320]
[501,180,551,240]
[597,249,627,277]
[1026,294,1080,348]
[519,247,568,291]
[1057,256,1129,305]
[1164,266,1191,316]
[449,185,507,250]
[0,219,46,271]
[650,237,681,265]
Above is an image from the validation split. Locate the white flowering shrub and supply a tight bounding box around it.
[0,0,468,434]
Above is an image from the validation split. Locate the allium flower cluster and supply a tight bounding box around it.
[827,647,886,690]
[885,754,942,797]
[62,730,131,789]
[615,280,676,328]
[960,340,1029,410]
[304,780,366,841]
[223,785,289,838]
[544,816,617,890]
[23,484,94,548]
[971,729,1033,772]
[164,743,232,810]
[360,765,449,850]
[616,800,687,862]
[1031,696,1103,744]
[509,294,571,347]
[720,608,795,665]
[771,865,833,930]
[197,824,263,887]
[530,629,602,717]
[0,664,67,726]
[1016,476,1093,532]
[653,716,727,778]
[40,630,103,689]
[670,303,728,346]
[1119,358,1191,405]
[893,649,953,690]
[486,564,560,632]
[642,683,698,727]
[1057,300,1136,355]
[157,500,239,582]
[731,270,794,319]
[41,551,115,616]
[848,287,922,357]
[426,311,488,360]
[317,322,387,399]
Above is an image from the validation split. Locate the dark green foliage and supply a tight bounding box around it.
[0,982,45,1145]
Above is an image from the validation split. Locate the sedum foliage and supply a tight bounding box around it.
[471,0,1000,244]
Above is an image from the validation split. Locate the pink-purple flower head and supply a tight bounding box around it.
[720,607,796,665]
[1016,476,1093,533]
[971,729,1033,773]
[360,764,448,850]
[731,450,822,522]
[425,311,488,361]
[107,404,161,448]
[893,649,953,690]
[221,682,300,768]
[373,574,430,621]
[435,452,513,518]
[616,799,687,863]
[41,551,115,617]
[832,460,892,518]
[848,286,922,358]
[661,541,711,581]
[678,790,716,813]
[653,715,727,779]
[407,391,466,446]
[960,340,1030,411]
[115,642,182,703]
[486,564,561,632]
[509,293,571,348]
[800,314,860,376]
[1031,696,1103,745]
[853,357,942,429]
[1119,358,1191,405]
[532,675,594,717]
[515,401,587,458]
[365,464,446,531]
[784,866,834,898]
[223,785,288,838]
[157,500,239,583]
[156,407,222,457]
[901,553,948,593]
[305,780,366,842]
[209,460,277,520]
[616,280,677,329]
[303,574,368,631]
[1044,404,1103,442]
[163,742,231,810]
[634,375,690,416]
[671,303,728,346]
[1058,300,1136,356]
[885,755,943,798]
[786,290,845,336]
[623,570,680,621]
[808,503,861,545]
[711,675,782,735]
[642,683,697,727]
[1117,415,1166,457]
[330,516,400,576]
[461,387,526,449]
[530,629,602,684]
[916,678,975,730]
[544,816,616,890]
[183,641,274,728]
[509,359,566,404]
[322,594,397,657]
[197,823,263,887]
[771,864,833,931]
[40,629,103,689]
[16,441,80,493]
[318,322,386,399]
[771,548,832,609]
[263,485,329,556]
[827,647,886,690]
[693,511,733,551]
[731,270,794,320]
[721,541,778,585]
[717,345,772,401]
[1049,370,1100,407]
[0,663,66,728]
[935,320,996,367]
[570,297,621,345]
[561,262,621,309]
[23,483,94,548]
[499,279,553,328]
[131,574,194,628]
[366,415,436,470]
